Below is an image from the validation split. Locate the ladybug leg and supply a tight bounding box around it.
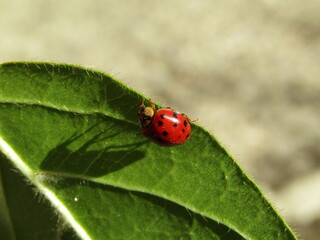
[136,130,143,136]
[140,99,146,108]
[148,98,156,112]
[181,113,198,123]
[138,99,145,117]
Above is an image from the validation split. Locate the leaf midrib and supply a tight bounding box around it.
[0,101,138,126]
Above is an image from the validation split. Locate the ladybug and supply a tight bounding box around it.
[138,99,192,146]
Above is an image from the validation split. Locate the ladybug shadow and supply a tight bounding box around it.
[40,123,147,178]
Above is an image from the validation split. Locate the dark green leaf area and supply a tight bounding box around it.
[50,178,243,240]
[0,154,79,240]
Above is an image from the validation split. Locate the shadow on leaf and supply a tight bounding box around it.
[40,123,147,177]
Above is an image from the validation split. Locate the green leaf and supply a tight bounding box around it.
[0,153,72,240]
[0,62,297,240]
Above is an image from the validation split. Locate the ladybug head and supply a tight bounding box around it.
[138,100,155,128]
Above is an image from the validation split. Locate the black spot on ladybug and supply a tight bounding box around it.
[173,123,178,127]
[162,131,168,136]
[160,114,166,119]
[186,134,190,138]
[173,112,178,118]
[182,129,185,133]
[184,120,188,127]
[158,121,163,126]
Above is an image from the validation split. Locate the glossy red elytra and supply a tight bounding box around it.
[138,99,192,146]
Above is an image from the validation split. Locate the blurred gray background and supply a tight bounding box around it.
[1,0,319,239]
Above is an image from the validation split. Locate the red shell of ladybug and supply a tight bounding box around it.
[138,100,192,146]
